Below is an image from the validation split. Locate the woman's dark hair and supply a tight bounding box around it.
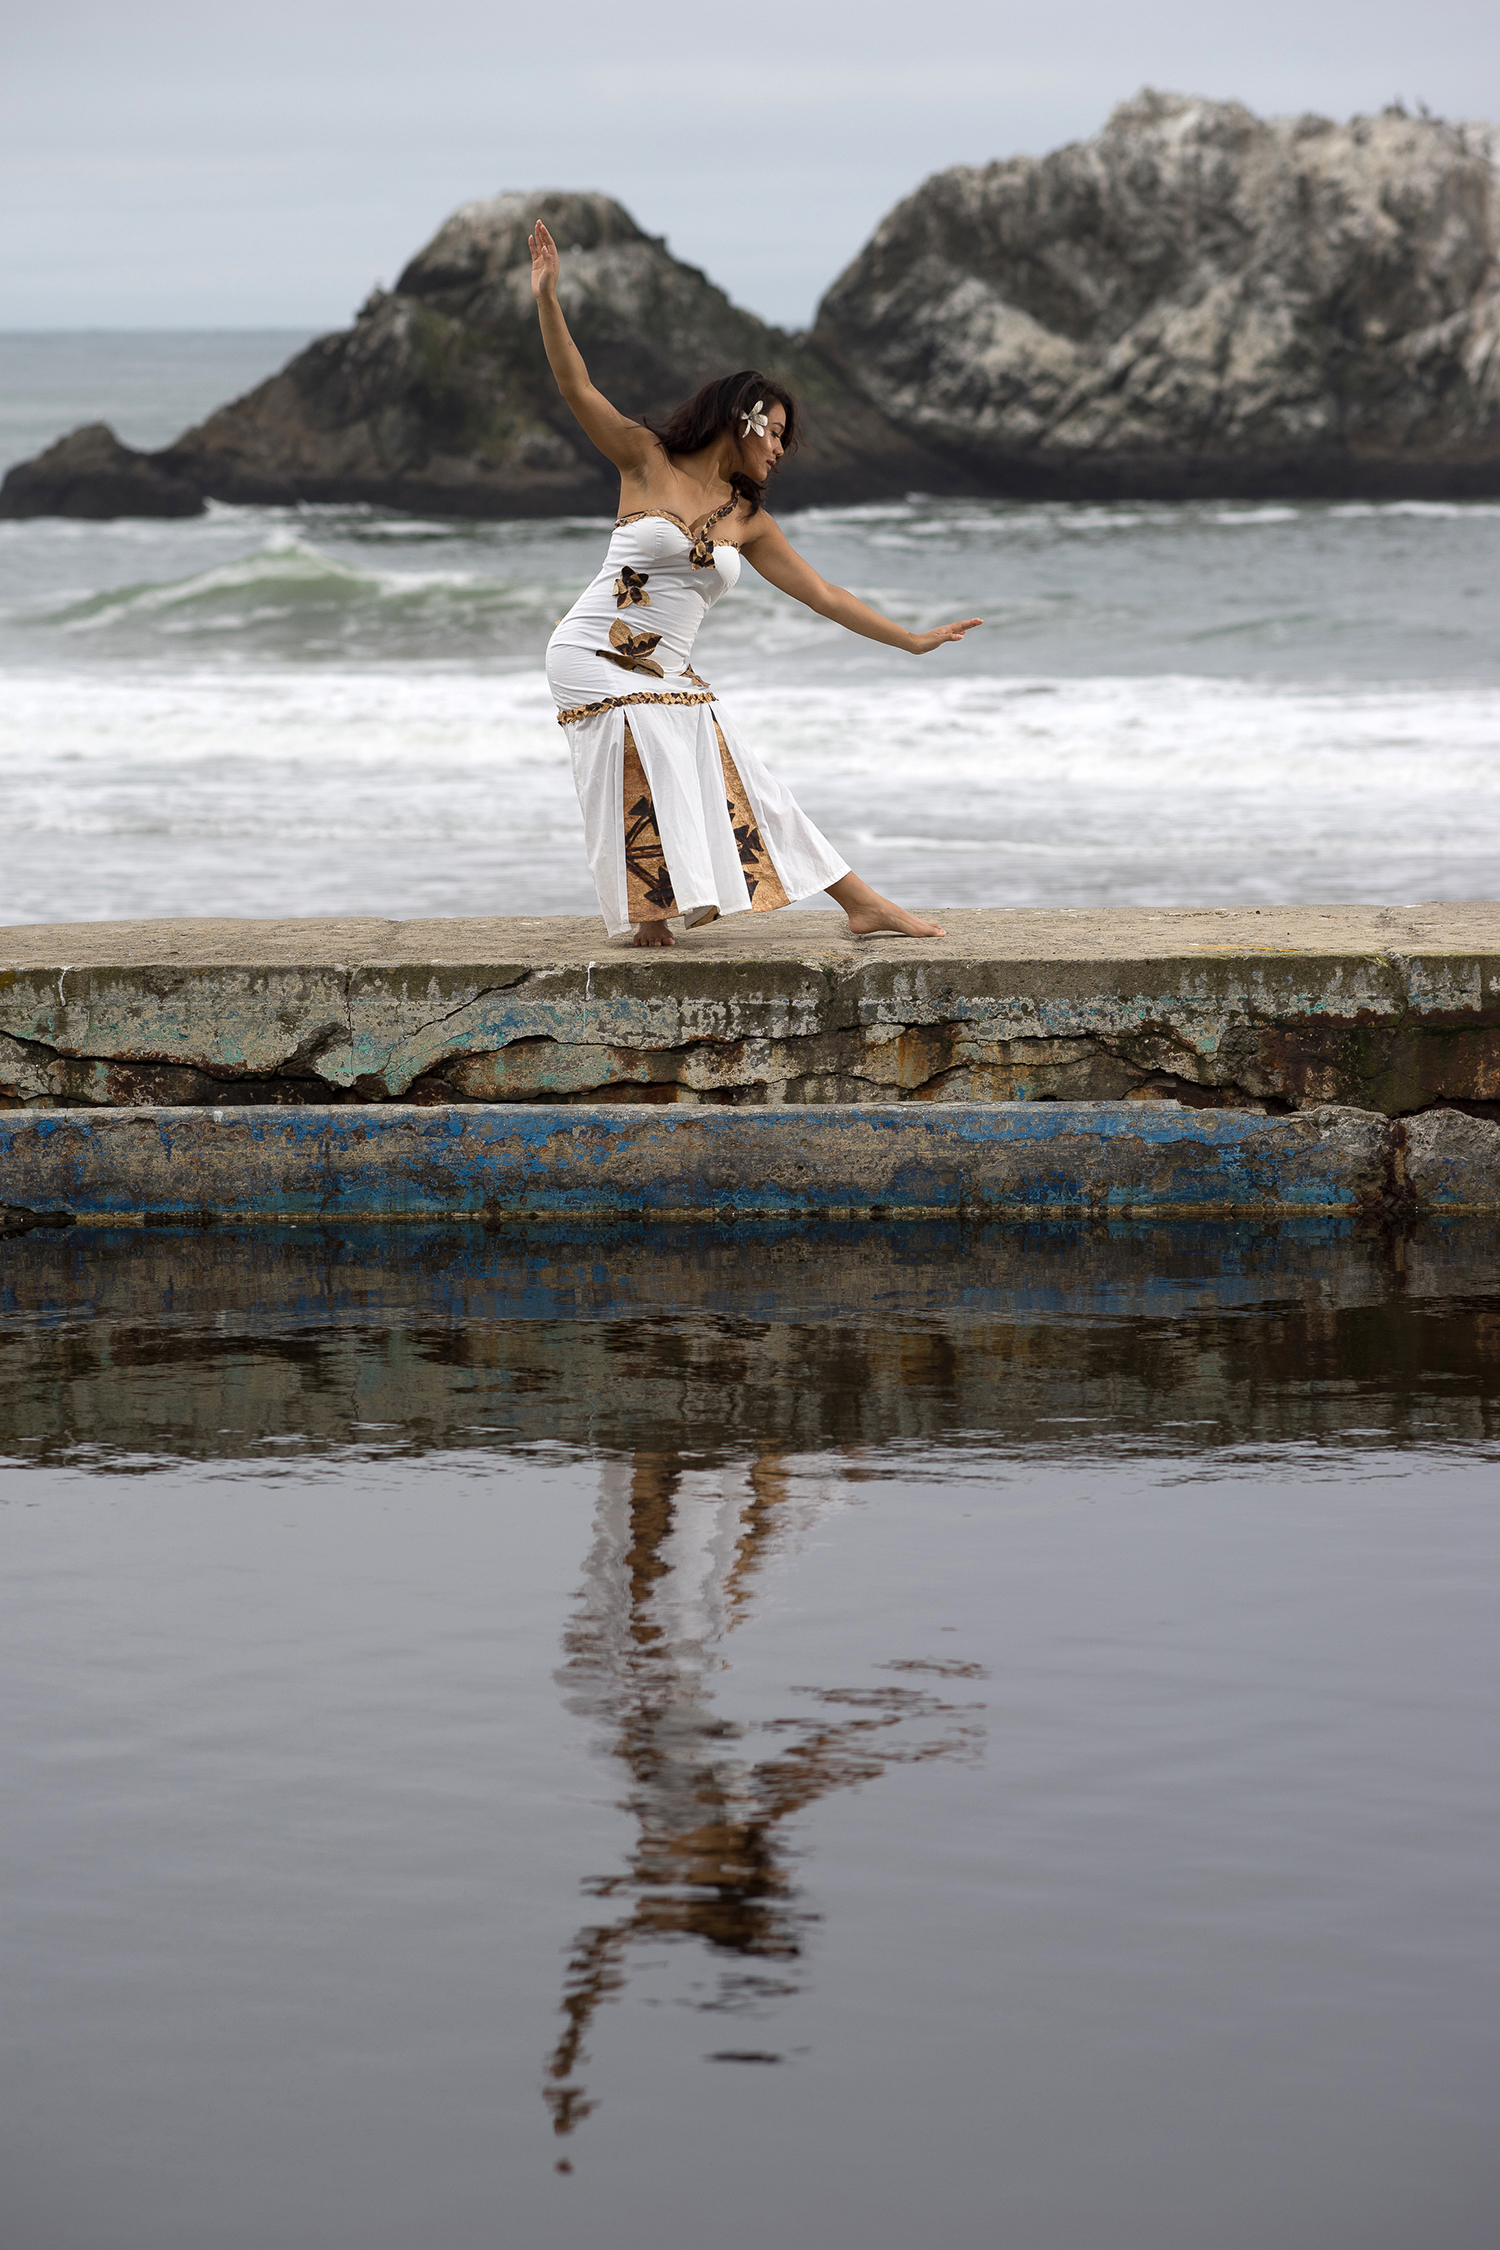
[643,370,798,513]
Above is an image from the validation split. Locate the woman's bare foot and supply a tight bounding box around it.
[826,872,945,939]
[632,919,676,947]
[845,901,947,938]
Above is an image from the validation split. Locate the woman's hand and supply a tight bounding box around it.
[909,618,983,653]
[529,219,560,302]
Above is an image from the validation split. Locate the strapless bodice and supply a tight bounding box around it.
[609,513,742,594]
[546,513,741,699]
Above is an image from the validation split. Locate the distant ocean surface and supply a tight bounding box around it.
[2,332,1498,927]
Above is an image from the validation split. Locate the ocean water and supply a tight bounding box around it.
[2,1215,1498,2248]
[0,331,318,475]
[3,335,1499,925]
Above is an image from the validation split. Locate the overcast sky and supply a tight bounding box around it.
[7,0,1498,333]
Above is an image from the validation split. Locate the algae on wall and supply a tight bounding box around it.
[3,907,1498,1116]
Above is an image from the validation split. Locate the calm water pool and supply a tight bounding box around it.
[2,1216,1497,2249]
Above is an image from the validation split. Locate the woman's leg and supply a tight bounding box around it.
[826,871,945,939]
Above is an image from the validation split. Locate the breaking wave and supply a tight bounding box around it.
[38,535,574,658]
[7,493,1500,682]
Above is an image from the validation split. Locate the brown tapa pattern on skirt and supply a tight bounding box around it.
[716,718,789,911]
[623,724,678,921]
[623,717,790,925]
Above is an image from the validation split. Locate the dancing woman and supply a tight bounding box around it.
[531,219,981,948]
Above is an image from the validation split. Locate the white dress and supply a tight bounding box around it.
[546,503,850,936]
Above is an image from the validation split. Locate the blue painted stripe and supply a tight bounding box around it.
[0,1101,1400,1220]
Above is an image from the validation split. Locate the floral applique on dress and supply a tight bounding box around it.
[599,617,665,677]
[548,495,852,936]
[688,495,740,570]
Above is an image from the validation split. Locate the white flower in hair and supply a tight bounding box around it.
[739,399,769,438]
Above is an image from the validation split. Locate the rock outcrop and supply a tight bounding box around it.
[0,422,205,520]
[0,193,953,520]
[812,91,1500,498]
[9,101,1500,519]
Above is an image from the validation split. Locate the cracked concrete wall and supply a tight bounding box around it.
[3,914,1498,1117]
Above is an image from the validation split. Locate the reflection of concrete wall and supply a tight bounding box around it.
[3,908,1498,1114]
[4,1216,1497,1464]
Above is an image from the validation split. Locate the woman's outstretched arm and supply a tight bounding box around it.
[741,513,981,653]
[528,220,656,476]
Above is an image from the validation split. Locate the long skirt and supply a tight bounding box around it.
[562,695,850,938]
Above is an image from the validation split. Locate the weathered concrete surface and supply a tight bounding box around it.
[1400,1106,1500,1207]
[2,1100,1496,1224]
[2,906,1498,1118]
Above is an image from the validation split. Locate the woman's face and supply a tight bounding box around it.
[737,401,788,480]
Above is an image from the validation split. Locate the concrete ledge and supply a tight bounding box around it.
[4,1101,1498,1223]
[3,905,1499,1117]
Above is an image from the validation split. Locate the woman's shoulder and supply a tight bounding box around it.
[738,504,785,547]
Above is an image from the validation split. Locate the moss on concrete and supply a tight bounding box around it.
[3,906,1497,1117]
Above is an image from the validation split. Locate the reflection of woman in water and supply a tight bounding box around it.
[530,218,982,949]
[544,1447,983,2145]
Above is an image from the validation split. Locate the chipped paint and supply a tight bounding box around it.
[2,1100,1497,1225]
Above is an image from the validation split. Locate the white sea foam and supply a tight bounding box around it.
[2,490,1496,923]
[1329,499,1500,520]
[3,663,1496,925]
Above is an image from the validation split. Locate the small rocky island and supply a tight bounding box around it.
[0,195,952,520]
[6,90,1499,518]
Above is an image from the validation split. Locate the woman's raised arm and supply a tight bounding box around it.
[528,221,656,476]
[741,513,981,655]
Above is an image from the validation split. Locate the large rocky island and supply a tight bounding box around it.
[5,91,1499,518]
[812,90,1500,499]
